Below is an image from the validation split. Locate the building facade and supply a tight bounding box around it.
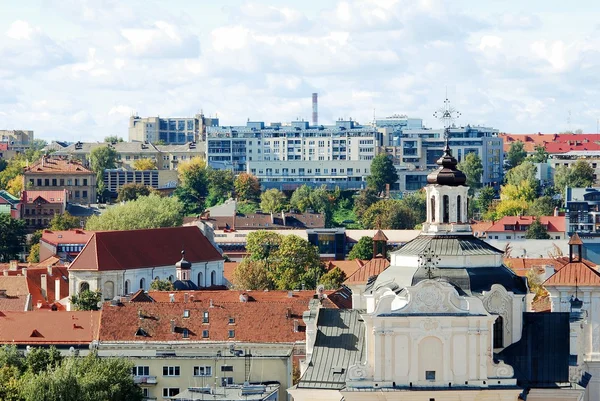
[103,169,178,196]
[129,113,219,144]
[23,157,96,204]
[20,190,69,229]
[0,129,34,152]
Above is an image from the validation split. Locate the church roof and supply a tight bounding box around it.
[372,229,388,241]
[426,140,466,186]
[543,261,600,286]
[344,257,390,285]
[392,234,503,257]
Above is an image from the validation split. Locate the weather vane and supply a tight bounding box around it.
[433,89,461,142]
[418,246,441,280]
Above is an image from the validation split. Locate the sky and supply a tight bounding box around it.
[1,0,600,142]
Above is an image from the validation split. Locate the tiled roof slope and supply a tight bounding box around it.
[24,157,92,174]
[0,311,100,344]
[22,190,68,204]
[543,261,600,286]
[41,229,94,245]
[326,260,364,278]
[344,257,390,285]
[69,226,222,271]
[99,300,306,343]
[487,216,565,233]
[296,309,364,389]
[499,133,600,153]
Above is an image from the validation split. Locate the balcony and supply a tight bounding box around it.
[133,376,157,385]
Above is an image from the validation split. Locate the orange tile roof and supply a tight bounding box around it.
[0,311,100,344]
[344,257,390,285]
[69,226,223,272]
[41,229,94,246]
[486,216,565,233]
[499,133,600,153]
[569,233,583,245]
[0,296,28,311]
[99,300,307,343]
[0,276,31,296]
[471,221,494,236]
[373,229,388,241]
[22,190,68,205]
[24,157,93,174]
[223,261,239,284]
[504,257,569,277]
[326,260,364,278]
[544,261,600,286]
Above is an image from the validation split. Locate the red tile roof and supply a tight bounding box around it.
[24,157,93,174]
[471,221,494,237]
[569,233,583,245]
[326,260,364,279]
[0,311,100,344]
[486,216,565,233]
[41,229,94,246]
[499,133,600,153]
[504,257,568,277]
[99,300,307,343]
[544,261,600,286]
[68,226,223,272]
[223,261,239,284]
[344,257,390,285]
[22,190,68,205]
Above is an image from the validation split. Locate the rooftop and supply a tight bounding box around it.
[344,257,390,285]
[24,157,93,174]
[392,234,503,257]
[21,190,68,205]
[41,229,94,246]
[486,216,565,233]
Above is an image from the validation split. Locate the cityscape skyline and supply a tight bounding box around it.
[1,0,600,142]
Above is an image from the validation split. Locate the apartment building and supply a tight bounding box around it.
[20,190,69,228]
[550,151,599,184]
[23,157,96,204]
[129,113,219,144]
[103,169,178,196]
[0,129,34,152]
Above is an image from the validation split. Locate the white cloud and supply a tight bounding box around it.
[6,20,35,40]
[479,35,502,51]
[117,21,200,59]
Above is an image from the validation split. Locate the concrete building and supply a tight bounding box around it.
[103,169,178,196]
[129,113,219,144]
[20,190,69,229]
[23,157,96,204]
[551,152,599,184]
[0,129,34,152]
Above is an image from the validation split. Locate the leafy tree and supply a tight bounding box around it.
[29,230,43,246]
[398,190,427,224]
[89,146,117,199]
[260,188,287,216]
[528,196,557,217]
[246,231,283,261]
[30,139,48,151]
[132,158,157,170]
[290,185,313,212]
[530,145,549,163]
[319,267,347,290]
[6,175,23,196]
[553,165,570,196]
[526,218,550,239]
[353,188,378,217]
[0,214,26,262]
[348,236,373,260]
[569,160,595,187]
[104,136,123,143]
[0,155,26,191]
[234,173,261,202]
[505,161,538,190]
[49,212,81,231]
[0,158,8,173]
[70,289,102,311]
[27,243,40,264]
[506,141,527,169]
[0,345,24,371]
[485,198,529,221]
[361,200,416,229]
[366,154,398,192]
[175,157,208,213]
[276,235,323,290]
[310,185,336,225]
[501,182,537,203]
[116,183,154,202]
[25,347,62,375]
[0,365,22,401]
[86,194,183,230]
[150,278,174,291]
[457,152,483,192]
[232,258,271,290]
[477,186,496,215]
[206,169,234,207]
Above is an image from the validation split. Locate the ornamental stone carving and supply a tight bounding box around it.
[346,364,368,381]
[482,284,512,338]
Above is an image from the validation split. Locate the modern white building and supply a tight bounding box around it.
[129,113,219,144]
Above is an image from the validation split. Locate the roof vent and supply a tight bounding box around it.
[0,289,6,298]
[209,299,214,308]
[170,319,176,333]
[239,293,248,303]
[169,293,175,303]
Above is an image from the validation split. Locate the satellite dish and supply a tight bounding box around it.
[316,285,325,300]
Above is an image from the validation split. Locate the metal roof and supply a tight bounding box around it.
[297,309,364,390]
[392,235,503,257]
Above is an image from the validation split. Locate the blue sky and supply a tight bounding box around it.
[1,0,600,141]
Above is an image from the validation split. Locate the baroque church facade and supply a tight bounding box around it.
[290,140,589,401]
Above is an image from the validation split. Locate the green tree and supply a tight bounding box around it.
[175,157,208,213]
[501,182,537,203]
[27,243,39,264]
[234,173,261,202]
[506,141,527,169]
[29,230,43,246]
[319,267,347,290]
[246,231,282,262]
[366,154,398,192]
[398,190,427,224]
[0,158,8,173]
[485,198,529,221]
[477,186,496,215]
[361,200,416,229]
[553,165,570,196]
[116,183,154,202]
[232,258,272,290]
[132,158,157,170]
[276,235,324,290]
[85,194,183,230]
[457,152,483,192]
[70,290,102,311]
[353,188,378,217]
[49,212,81,231]
[104,136,123,143]
[0,365,22,401]
[526,218,550,239]
[260,188,287,216]
[310,185,336,225]
[89,146,117,201]
[505,161,538,189]
[0,155,26,191]
[0,345,24,371]
[150,278,174,291]
[529,145,549,163]
[25,347,62,375]
[290,185,313,212]
[348,236,374,260]
[554,160,595,197]
[206,169,234,207]
[0,215,26,262]
[528,196,557,217]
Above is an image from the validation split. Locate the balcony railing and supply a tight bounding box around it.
[133,376,157,385]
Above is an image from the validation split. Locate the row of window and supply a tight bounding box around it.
[132,365,232,377]
[251,168,368,176]
[29,178,89,187]
[24,208,61,215]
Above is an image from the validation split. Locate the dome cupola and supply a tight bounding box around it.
[426,140,466,186]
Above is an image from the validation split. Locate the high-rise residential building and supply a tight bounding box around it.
[128,113,219,144]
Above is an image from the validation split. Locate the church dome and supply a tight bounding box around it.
[426,142,466,186]
[175,250,192,270]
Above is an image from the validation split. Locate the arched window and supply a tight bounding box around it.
[211,271,217,286]
[443,195,449,223]
[139,278,145,290]
[79,282,90,294]
[154,276,160,281]
[456,195,462,223]
[493,315,504,348]
[430,196,436,222]
[198,272,204,288]
[168,275,174,282]
[124,280,130,295]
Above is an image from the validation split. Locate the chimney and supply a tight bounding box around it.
[0,289,6,298]
[40,274,48,300]
[281,211,286,227]
[22,268,27,277]
[170,319,176,333]
[169,293,175,303]
[293,319,299,333]
[312,93,318,125]
[209,299,214,308]
[2,271,7,276]
[55,278,61,302]
[554,207,559,217]
[9,260,17,271]
[239,293,248,303]
[47,265,53,276]
[184,293,189,303]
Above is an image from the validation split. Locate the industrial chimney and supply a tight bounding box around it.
[312,93,318,126]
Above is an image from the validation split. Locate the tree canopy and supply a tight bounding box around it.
[85,194,183,230]
[150,278,174,291]
[319,267,347,290]
[49,212,81,231]
[528,196,557,217]
[174,157,208,213]
[348,236,373,260]
[89,146,117,201]
[477,186,496,216]
[555,160,595,195]
[529,145,549,163]
[353,188,378,217]
[132,158,157,171]
[290,185,313,212]
[366,154,398,192]
[232,258,271,290]
[116,183,155,202]
[0,215,26,262]
[260,188,287,215]
[205,169,234,207]
[361,200,417,229]
[234,173,261,202]
[70,290,102,311]
[457,152,483,192]
[506,141,527,169]
[104,136,124,143]
[526,218,550,239]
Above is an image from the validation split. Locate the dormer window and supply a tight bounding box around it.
[203,311,209,323]
[229,317,235,325]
